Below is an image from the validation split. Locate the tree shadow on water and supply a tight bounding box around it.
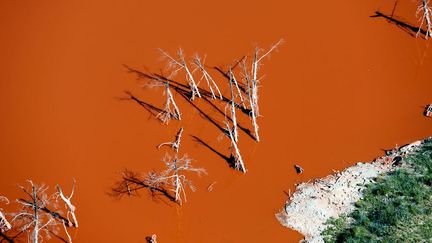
[370,11,428,38]
[108,170,178,206]
[119,90,164,118]
[191,135,236,169]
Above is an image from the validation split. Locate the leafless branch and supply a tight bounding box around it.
[159,48,201,100]
[157,127,184,153]
[192,54,222,100]
[156,81,181,124]
[159,153,206,204]
[110,170,177,203]
[251,39,283,116]
[228,68,246,109]
[417,0,432,38]
[224,120,246,173]
[227,68,239,143]
[0,197,11,233]
[241,57,260,142]
[12,181,58,243]
[244,39,283,142]
[56,179,78,229]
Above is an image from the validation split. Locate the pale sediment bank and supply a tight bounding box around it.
[276,139,426,243]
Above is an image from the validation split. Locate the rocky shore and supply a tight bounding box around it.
[276,139,424,243]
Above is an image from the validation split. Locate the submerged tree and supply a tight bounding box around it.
[111,155,205,205]
[13,181,58,243]
[157,127,184,153]
[112,127,205,205]
[227,68,240,143]
[122,41,282,180]
[192,54,222,100]
[155,127,205,204]
[417,0,432,38]
[224,74,246,174]
[56,180,78,243]
[224,120,246,173]
[156,81,181,124]
[0,196,12,233]
[159,48,201,100]
[6,180,78,243]
[242,39,283,142]
[10,180,77,243]
[228,67,247,110]
[158,153,206,204]
[110,170,177,202]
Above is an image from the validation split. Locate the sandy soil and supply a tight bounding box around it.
[276,139,425,243]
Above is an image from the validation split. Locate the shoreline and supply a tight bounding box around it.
[276,138,426,243]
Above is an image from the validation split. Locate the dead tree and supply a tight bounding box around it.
[10,181,77,243]
[243,39,283,142]
[156,81,181,124]
[110,170,177,202]
[112,126,206,205]
[193,54,222,100]
[56,180,78,243]
[0,196,11,233]
[227,69,239,143]
[241,57,259,142]
[224,120,246,173]
[12,181,57,243]
[157,127,184,153]
[159,48,201,100]
[228,68,247,109]
[156,128,205,204]
[158,153,206,204]
[417,0,432,38]
[111,155,205,205]
[251,39,283,117]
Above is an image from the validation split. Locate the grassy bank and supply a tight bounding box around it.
[322,138,432,242]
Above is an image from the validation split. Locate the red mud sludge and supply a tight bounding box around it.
[0,0,432,242]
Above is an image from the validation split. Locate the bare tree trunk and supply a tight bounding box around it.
[224,121,246,173]
[178,49,201,100]
[12,181,72,243]
[56,180,78,228]
[228,68,246,109]
[0,211,11,232]
[157,81,181,124]
[0,196,12,232]
[166,83,181,120]
[157,127,184,153]
[172,158,180,203]
[417,0,432,38]
[249,39,283,141]
[242,57,260,142]
[193,54,222,100]
[159,48,201,100]
[31,184,38,243]
[228,68,239,143]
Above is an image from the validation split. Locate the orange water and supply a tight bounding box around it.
[0,0,431,242]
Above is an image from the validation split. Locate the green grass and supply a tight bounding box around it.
[322,138,432,243]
